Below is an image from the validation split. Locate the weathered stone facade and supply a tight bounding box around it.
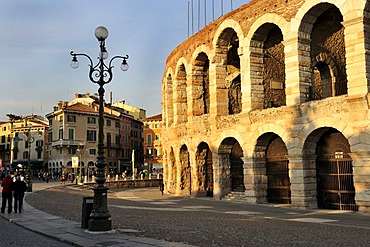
[161,0,370,213]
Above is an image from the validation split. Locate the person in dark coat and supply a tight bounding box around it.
[1,174,13,213]
[159,182,164,195]
[13,175,27,213]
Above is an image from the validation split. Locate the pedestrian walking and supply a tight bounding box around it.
[13,175,27,213]
[1,174,13,214]
[159,182,164,195]
[45,172,50,183]
[61,172,66,185]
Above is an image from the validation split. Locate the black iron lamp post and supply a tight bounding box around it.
[70,26,129,232]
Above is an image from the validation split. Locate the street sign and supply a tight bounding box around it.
[72,156,79,168]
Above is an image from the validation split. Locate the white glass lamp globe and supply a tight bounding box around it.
[70,57,79,69]
[120,61,129,71]
[95,26,109,41]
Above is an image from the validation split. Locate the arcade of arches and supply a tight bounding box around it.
[161,0,370,213]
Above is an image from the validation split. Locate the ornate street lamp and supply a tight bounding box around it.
[77,147,85,184]
[70,26,129,232]
[25,128,35,192]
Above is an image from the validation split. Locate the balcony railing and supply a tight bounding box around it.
[51,139,85,148]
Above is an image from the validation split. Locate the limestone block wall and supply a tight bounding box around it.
[161,0,370,213]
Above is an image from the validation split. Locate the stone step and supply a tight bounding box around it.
[222,191,246,202]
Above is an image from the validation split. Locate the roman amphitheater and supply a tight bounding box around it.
[161,0,370,213]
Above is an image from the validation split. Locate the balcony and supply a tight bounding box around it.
[51,139,85,148]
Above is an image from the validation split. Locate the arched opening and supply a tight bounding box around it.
[299,3,347,101]
[179,145,191,195]
[254,132,290,203]
[175,64,188,124]
[313,61,332,99]
[87,161,95,179]
[193,53,210,115]
[227,31,241,115]
[230,142,244,191]
[266,136,291,204]
[196,142,213,197]
[219,137,244,192]
[228,75,242,114]
[215,28,241,115]
[66,161,72,173]
[250,23,285,109]
[316,130,357,211]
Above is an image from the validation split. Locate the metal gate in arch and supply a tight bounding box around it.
[266,137,291,204]
[316,132,358,211]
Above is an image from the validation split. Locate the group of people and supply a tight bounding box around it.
[1,173,27,214]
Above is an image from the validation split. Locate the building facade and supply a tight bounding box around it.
[143,114,163,174]
[0,114,48,174]
[161,0,370,213]
[46,93,144,177]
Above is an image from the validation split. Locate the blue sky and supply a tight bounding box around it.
[0,0,247,120]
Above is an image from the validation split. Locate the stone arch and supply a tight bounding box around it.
[213,27,241,115]
[246,14,289,42]
[194,142,213,197]
[191,51,210,115]
[296,3,347,102]
[179,144,191,195]
[250,123,288,154]
[249,21,286,109]
[213,19,245,47]
[303,127,357,211]
[174,60,189,124]
[218,137,244,196]
[297,117,357,152]
[215,129,245,153]
[66,161,72,173]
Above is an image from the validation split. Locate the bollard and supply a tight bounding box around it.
[81,197,94,229]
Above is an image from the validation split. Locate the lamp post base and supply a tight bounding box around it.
[88,185,112,232]
[88,218,112,232]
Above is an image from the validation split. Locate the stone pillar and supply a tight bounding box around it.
[253,157,268,203]
[343,15,370,96]
[212,153,230,199]
[162,151,169,193]
[187,74,200,122]
[283,36,308,106]
[209,53,228,116]
[239,46,252,112]
[243,157,258,203]
[349,151,370,213]
[190,151,201,197]
[175,151,182,196]
[288,155,317,209]
[164,75,174,127]
[212,155,222,199]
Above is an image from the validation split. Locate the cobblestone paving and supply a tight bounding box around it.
[26,185,370,247]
